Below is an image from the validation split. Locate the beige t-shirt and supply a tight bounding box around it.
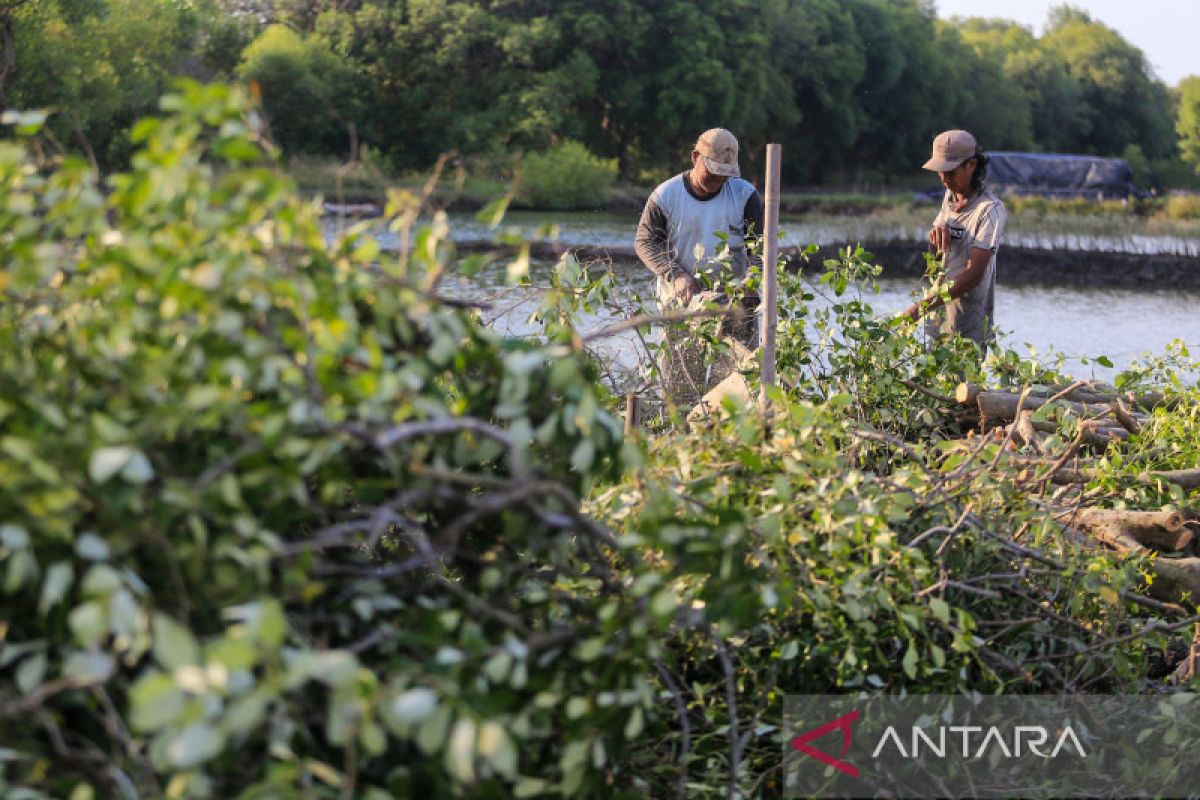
[928,189,1007,346]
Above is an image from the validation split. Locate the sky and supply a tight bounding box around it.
[933,0,1198,86]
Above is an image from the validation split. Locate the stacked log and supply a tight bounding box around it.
[1067,508,1195,553]
[956,381,1168,413]
[955,383,1154,451]
[1061,508,1200,602]
[938,380,1197,679]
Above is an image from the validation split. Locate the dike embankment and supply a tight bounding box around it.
[453,239,1200,290]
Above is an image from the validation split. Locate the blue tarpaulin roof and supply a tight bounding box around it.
[986,152,1140,199]
[919,152,1141,201]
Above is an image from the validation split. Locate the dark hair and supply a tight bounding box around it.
[969,148,989,192]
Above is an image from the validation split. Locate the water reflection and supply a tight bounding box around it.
[429,210,1200,258]
[437,255,1200,379]
[342,212,1200,378]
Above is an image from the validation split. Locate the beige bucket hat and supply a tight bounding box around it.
[696,128,741,178]
[923,129,977,171]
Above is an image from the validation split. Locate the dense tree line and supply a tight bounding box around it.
[3,0,1198,186]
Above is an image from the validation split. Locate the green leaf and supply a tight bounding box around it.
[68,602,107,648]
[63,651,115,682]
[478,720,517,778]
[75,533,110,561]
[444,717,477,783]
[623,706,644,740]
[416,706,452,755]
[476,196,511,229]
[130,672,186,731]
[574,638,605,662]
[257,599,288,648]
[166,723,225,769]
[565,696,588,720]
[902,642,918,679]
[223,692,269,736]
[507,243,531,284]
[482,651,512,684]
[80,564,122,597]
[570,439,595,473]
[929,598,951,624]
[391,687,438,727]
[1,109,48,135]
[120,451,155,484]
[88,446,134,483]
[39,561,74,615]
[0,524,29,550]
[16,652,47,694]
[514,778,551,798]
[152,613,201,670]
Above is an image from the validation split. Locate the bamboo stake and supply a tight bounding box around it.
[624,393,640,436]
[758,143,781,415]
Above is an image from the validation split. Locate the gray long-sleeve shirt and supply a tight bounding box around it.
[635,172,764,304]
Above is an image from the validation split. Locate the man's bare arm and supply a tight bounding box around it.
[899,246,991,321]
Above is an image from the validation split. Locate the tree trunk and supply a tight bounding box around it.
[1151,469,1200,491]
[956,382,1173,413]
[0,9,16,112]
[975,389,1125,421]
[1068,508,1194,552]
[1060,515,1200,602]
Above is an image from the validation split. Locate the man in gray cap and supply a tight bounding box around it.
[900,129,1007,353]
[635,128,764,308]
[635,128,764,403]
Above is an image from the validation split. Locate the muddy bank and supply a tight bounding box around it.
[454,239,1200,290]
[321,192,900,218]
[845,243,1200,289]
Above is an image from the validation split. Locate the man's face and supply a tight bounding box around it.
[938,158,976,196]
[690,150,730,194]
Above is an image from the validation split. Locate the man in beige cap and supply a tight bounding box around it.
[635,128,764,308]
[900,129,1007,353]
[634,128,764,403]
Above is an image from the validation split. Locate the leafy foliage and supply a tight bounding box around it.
[237,24,363,157]
[1177,76,1200,175]
[1,85,1197,800]
[4,0,1197,185]
[520,140,615,211]
[0,83,631,798]
[4,0,246,167]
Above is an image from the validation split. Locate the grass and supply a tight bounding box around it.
[286,154,510,206]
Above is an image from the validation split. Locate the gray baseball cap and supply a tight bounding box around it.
[696,128,741,177]
[923,129,977,171]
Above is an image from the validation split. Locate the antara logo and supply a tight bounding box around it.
[789,711,1088,780]
[871,724,1087,759]
[789,710,860,778]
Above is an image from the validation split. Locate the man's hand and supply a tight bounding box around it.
[928,224,951,254]
[897,304,920,323]
[672,272,701,306]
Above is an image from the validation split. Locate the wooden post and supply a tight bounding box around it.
[759,143,782,414]
[624,393,640,436]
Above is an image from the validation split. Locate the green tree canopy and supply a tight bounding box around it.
[1043,5,1175,158]
[1177,76,1200,174]
[1,0,1193,185]
[237,23,363,157]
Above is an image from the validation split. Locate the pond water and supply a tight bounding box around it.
[347,211,1200,379]
[436,258,1200,381]
[431,210,1200,257]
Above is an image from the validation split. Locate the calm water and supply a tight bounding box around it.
[351,211,1200,378]
[435,210,1200,257]
[438,260,1200,381]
